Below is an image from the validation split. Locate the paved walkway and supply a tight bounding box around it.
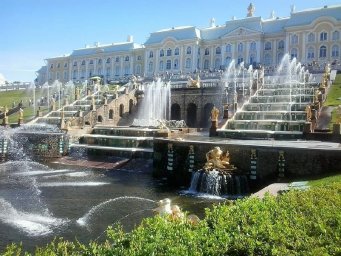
[52,156,129,169]
[316,106,334,130]
[251,183,289,198]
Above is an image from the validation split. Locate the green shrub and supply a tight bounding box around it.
[3,182,341,255]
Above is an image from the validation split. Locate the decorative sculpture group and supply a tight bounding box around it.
[203,146,237,173]
[187,75,201,88]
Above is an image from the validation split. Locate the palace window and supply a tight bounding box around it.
[332,45,339,57]
[291,48,298,59]
[214,58,220,69]
[57,63,60,68]
[238,43,243,52]
[166,60,171,70]
[278,40,285,50]
[64,63,68,68]
[106,58,111,64]
[307,33,315,42]
[249,54,256,65]
[89,69,93,77]
[307,47,315,59]
[237,56,243,64]
[204,59,209,69]
[225,57,231,66]
[174,48,179,55]
[198,48,201,55]
[115,66,120,76]
[250,42,256,51]
[291,34,298,45]
[226,44,232,52]
[160,49,164,57]
[98,59,102,65]
[125,56,129,61]
[149,51,153,58]
[174,59,179,69]
[80,70,85,79]
[159,61,164,71]
[137,56,141,60]
[56,72,60,80]
[186,46,191,54]
[320,32,328,41]
[50,64,54,69]
[63,71,68,80]
[81,60,85,66]
[124,65,130,75]
[90,59,94,64]
[216,47,221,55]
[73,61,77,67]
[73,70,78,79]
[136,65,141,74]
[204,48,210,55]
[97,68,102,75]
[115,57,120,62]
[185,58,191,68]
[167,49,172,56]
[148,61,153,72]
[264,54,272,66]
[106,68,111,77]
[332,31,340,41]
[319,46,327,58]
[264,42,271,50]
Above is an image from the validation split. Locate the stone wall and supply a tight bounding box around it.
[153,138,341,187]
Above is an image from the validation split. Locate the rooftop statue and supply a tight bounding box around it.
[247,3,255,17]
[203,146,237,172]
[211,106,219,122]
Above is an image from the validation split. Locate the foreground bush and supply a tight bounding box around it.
[3,182,341,255]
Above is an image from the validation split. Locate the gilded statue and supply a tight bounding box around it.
[211,106,219,122]
[187,75,201,88]
[203,146,236,172]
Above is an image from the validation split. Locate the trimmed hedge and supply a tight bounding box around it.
[3,181,341,255]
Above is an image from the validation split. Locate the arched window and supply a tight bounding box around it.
[264,42,271,50]
[148,61,153,72]
[106,58,111,64]
[225,57,231,66]
[97,68,102,75]
[125,56,129,61]
[204,48,209,55]
[160,49,164,57]
[238,43,243,52]
[278,40,284,50]
[277,52,284,64]
[320,32,328,41]
[124,65,130,75]
[307,33,315,42]
[57,63,60,68]
[264,54,272,66]
[174,59,179,69]
[98,59,102,65]
[159,61,164,71]
[149,51,153,58]
[307,47,315,59]
[115,57,120,62]
[63,71,68,80]
[319,46,327,58]
[56,72,60,80]
[174,48,179,55]
[332,31,340,41]
[73,61,77,67]
[97,115,103,122]
[64,62,68,68]
[237,56,243,64]
[81,60,85,65]
[115,66,120,76]
[119,104,124,117]
[249,54,256,65]
[250,41,256,51]
[204,59,209,69]
[89,59,94,64]
[226,44,232,52]
[50,64,54,69]
[332,45,339,57]
[89,69,94,77]
[291,34,298,45]
[109,109,114,119]
[185,58,191,69]
[73,70,78,79]
[167,48,172,56]
[291,48,298,59]
[106,67,111,77]
[80,70,85,78]
[186,46,192,54]
[215,47,221,54]
[214,58,220,69]
[166,60,171,70]
[136,65,141,74]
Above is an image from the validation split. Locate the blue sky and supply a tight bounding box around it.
[0,0,340,82]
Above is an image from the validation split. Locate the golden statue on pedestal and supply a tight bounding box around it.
[187,75,201,88]
[203,146,237,172]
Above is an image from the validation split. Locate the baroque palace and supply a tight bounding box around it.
[36,4,341,85]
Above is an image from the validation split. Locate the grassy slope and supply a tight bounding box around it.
[323,74,341,127]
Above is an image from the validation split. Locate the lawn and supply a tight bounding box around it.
[308,173,341,187]
[324,74,341,106]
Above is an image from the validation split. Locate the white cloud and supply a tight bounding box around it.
[0,73,6,85]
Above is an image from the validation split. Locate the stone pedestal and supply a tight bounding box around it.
[209,120,218,137]
[18,118,24,125]
[2,117,8,126]
[36,109,43,117]
[303,122,312,133]
[223,105,229,119]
